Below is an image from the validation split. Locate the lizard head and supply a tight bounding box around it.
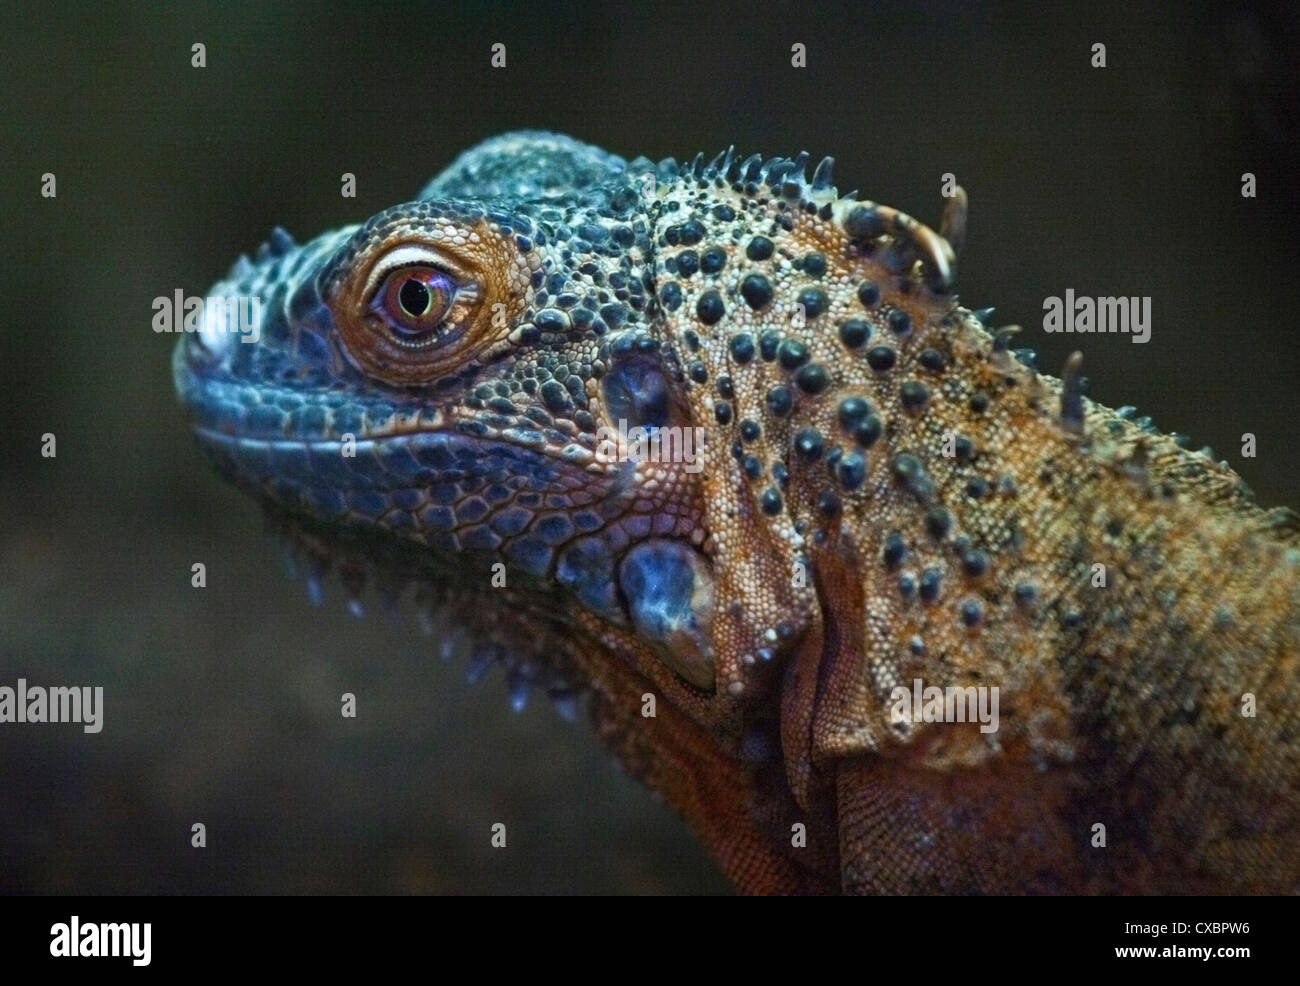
[174,133,724,714]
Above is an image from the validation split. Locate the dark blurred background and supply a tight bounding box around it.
[0,0,1296,894]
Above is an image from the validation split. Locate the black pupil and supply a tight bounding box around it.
[398,277,431,317]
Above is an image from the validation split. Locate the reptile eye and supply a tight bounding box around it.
[374,266,457,343]
[332,231,512,385]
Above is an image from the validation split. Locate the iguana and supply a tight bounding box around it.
[173,131,1300,894]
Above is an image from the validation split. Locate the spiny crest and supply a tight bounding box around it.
[657,145,966,296]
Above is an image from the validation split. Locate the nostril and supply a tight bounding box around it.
[184,329,223,368]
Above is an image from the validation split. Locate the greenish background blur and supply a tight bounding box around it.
[0,0,1296,893]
